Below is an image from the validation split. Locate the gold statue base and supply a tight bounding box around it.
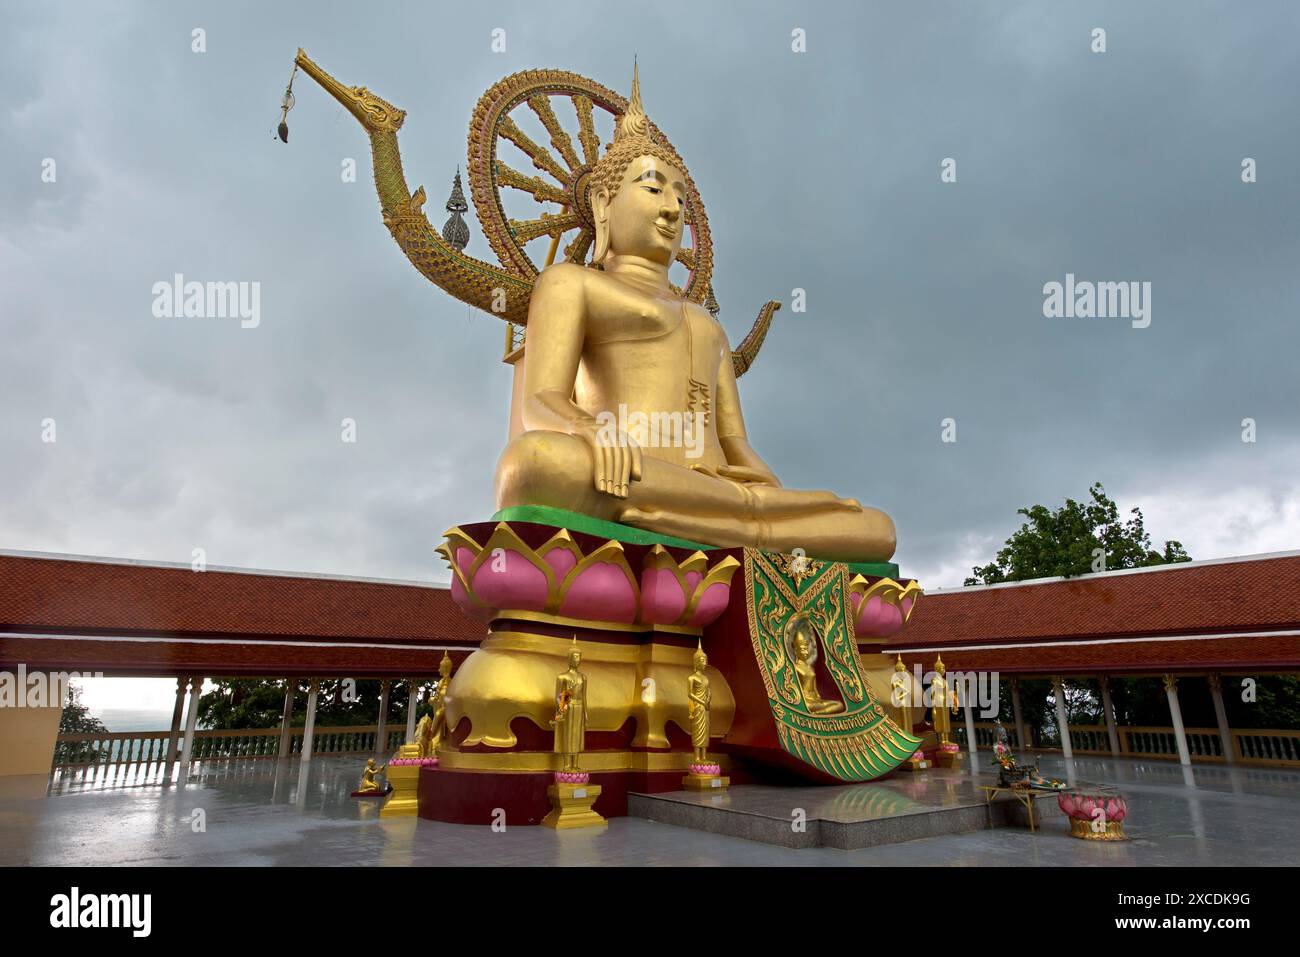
[380,744,422,818]
[681,772,730,791]
[934,749,963,770]
[1068,818,1127,841]
[896,754,930,773]
[541,782,607,829]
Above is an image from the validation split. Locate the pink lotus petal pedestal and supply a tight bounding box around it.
[682,762,729,791]
[1058,792,1129,841]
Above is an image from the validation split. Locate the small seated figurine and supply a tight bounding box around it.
[785,614,844,715]
[357,758,386,794]
[414,713,434,759]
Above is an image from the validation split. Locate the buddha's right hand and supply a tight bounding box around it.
[573,422,642,499]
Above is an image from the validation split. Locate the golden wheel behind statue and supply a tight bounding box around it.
[466,69,713,305]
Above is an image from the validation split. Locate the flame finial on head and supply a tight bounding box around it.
[616,59,649,141]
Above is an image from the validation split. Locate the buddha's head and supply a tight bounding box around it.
[568,648,582,671]
[894,654,907,673]
[439,650,453,679]
[590,64,691,268]
[693,646,708,671]
[782,615,815,663]
[934,655,946,676]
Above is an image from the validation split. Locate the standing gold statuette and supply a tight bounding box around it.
[542,640,605,828]
[682,642,729,791]
[930,655,963,769]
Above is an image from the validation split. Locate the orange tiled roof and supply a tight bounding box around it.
[0,551,484,676]
[886,553,1300,673]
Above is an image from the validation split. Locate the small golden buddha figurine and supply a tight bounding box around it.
[687,643,712,763]
[890,654,913,731]
[550,641,588,772]
[493,67,895,563]
[423,651,454,753]
[358,758,386,793]
[929,655,960,745]
[785,614,844,715]
[414,713,434,758]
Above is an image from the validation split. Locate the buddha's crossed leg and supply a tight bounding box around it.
[495,430,896,562]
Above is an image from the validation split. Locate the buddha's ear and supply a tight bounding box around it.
[591,186,611,264]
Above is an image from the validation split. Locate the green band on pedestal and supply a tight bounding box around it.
[489,504,901,579]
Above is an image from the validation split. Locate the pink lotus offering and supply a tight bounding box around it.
[939,743,961,753]
[911,750,926,760]
[690,762,721,776]
[389,757,439,767]
[555,770,589,784]
[1057,793,1127,822]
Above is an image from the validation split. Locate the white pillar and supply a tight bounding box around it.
[165,677,187,764]
[300,679,319,765]
[1010,677,1029,752]
[1164,674,1192,766]
[277,678,297,759]
[404,679,419,742]
[1208,675,1235,765]
[962,674,978,759]
[179,677,203,768]
[375,680,391,756]
[1100,676,1121,756]
[1051,676,1073,761]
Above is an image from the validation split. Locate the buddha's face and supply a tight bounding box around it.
[694,651,707,671]
[792,633,811,661]
[569,650,581,670]
[593,154,688,266]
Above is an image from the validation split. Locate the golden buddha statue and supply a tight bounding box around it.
[929,655,960,745]
[414,713,434,758]
[358,758,386,793]
[550,643,588,772]
[687,643,712,763]
[890,654,913,732]
[492,67,895,564]
[422,651,454,751]
[785,614,844,715]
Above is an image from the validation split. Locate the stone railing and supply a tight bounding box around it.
[954,722,1300,767]
[53,726,408,769]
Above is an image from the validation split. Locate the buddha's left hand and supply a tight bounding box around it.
[714,464,778,485]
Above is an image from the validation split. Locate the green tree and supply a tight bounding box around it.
[965,482,1190,585]
[198,678,425,731]
[58,683,108,734]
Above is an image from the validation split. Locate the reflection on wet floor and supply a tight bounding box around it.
[2,752,1298,865]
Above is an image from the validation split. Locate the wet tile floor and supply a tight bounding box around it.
[2,752,1297,865]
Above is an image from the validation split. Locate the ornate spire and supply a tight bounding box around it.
[616,59,649,141]
[441,167,470,251]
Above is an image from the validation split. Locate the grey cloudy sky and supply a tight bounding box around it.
[4,0,1299,599]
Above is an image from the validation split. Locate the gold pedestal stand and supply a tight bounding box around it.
[934,749,964,770]
[682,771,730,791]
[541,782,607,829]
[380,744,422,818]
[896,753,930,773]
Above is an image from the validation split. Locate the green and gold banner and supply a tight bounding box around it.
[744,550,921,780]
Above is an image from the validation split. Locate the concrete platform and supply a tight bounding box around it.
[4,753,1300,865]
[628,768,1045,849]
